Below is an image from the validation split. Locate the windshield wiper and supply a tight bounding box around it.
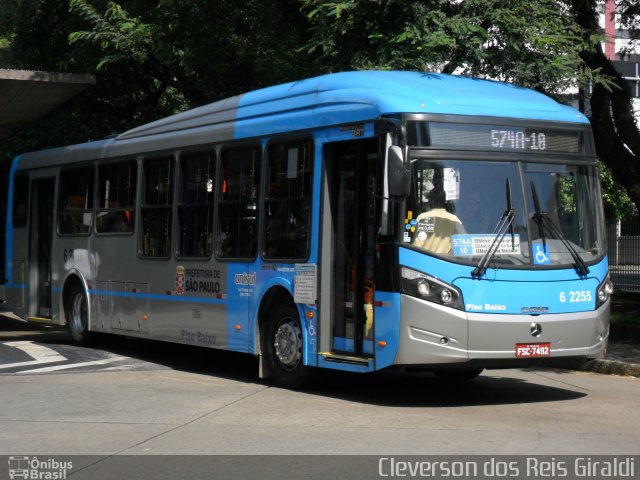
[472,179,516,278]
[540,214,589,276]
[530,182,546,249]
[529,181,590,276]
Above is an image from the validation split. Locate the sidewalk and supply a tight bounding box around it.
[579,333,640,377]
[578,292,640,377]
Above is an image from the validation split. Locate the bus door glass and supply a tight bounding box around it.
[323,139,378,356]
[216,146,261,344]
[29,177,54,318]
[0,195,4,296]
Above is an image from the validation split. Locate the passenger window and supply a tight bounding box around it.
[96,161,137,234]
[264,140,313,260]
[216,146,260,258]
[58,167,94,235]
[178,151,214,257]
[141,156,174,257]
[12,174,29,228]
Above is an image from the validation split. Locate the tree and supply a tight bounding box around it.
[0,0,313,145]
[67,0,313,113]
[302,0,590,96]
[302,0,640,218]
[0,0,313,182]
[569,0,640,214]
[1,0,639,219]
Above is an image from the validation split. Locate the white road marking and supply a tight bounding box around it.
[18,356,128,374]
[0,341,67,370]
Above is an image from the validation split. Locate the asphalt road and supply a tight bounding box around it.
[0,311,639,478]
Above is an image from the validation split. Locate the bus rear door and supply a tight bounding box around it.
[28,177,54,320]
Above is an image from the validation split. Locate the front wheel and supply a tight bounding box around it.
[66,283,92,345]
[266,304,310,389]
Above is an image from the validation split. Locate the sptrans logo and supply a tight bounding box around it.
[8,457,73,479]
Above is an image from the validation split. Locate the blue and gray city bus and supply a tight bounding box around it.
[3,71,613,387]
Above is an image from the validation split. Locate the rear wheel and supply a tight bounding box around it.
[266,303,310,389]
[66,283,91,345]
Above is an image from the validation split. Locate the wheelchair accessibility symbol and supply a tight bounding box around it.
[533,241,551,265]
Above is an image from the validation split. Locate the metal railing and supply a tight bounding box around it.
[607,217,640,292]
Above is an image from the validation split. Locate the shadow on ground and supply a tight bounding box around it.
[0,313,587,408]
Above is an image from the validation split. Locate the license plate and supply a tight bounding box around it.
[515,342,551,358]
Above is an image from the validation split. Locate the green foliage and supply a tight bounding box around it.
[617,0,640,58]
[0,0,315,200]
[0,0,638,219]
[69,0,156,70]
[301,0,593,95]
[66,0,313,105]
[599,161,637,221]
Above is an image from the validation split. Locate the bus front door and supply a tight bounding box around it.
[321,139,378,358]
[29,177,54,319]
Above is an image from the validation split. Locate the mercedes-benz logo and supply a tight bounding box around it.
[530,322,542,337]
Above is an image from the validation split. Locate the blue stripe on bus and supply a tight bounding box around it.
[5,283,27,289]
[5,155,21,284]
[87,289,226,304]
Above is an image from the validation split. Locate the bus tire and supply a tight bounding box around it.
[65,283,92,346]
[433,368,484,381]
[266,303,310,389]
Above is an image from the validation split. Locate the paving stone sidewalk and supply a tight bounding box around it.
[578,326,640,377]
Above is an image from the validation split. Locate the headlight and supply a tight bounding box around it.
[416,279,430,296]
[596,275,614,308]
[401,267,464,310]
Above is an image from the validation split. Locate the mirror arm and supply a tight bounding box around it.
[383,118,407,146]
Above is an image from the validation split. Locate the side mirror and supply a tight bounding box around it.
[388,146,410,197]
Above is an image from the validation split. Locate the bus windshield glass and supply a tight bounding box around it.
[403,156,606,269]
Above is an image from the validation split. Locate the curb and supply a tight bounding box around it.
[577,358,640,378]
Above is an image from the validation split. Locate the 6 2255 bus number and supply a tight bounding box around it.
[559,290,592,303]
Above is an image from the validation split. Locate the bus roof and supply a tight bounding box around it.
[16,71,588,168]
[119,70,587,141]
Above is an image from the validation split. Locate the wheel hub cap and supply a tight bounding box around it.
[274,320,302,369]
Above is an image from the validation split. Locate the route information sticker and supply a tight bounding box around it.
[294,263,317,304]
[452,234,521,256]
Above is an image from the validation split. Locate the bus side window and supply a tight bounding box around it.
[97,161,137,234]
[140,156,174,257]
[263,140,313,260]
[58,167,94,235]
[178,151,214,257]
[216,146,260,259]
[12,173,29,228]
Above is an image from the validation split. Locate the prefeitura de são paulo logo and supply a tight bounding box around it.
[8,456,73,479]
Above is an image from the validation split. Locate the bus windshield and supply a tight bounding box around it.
[403,156,606,269]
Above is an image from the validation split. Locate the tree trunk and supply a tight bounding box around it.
[571,0,640,210]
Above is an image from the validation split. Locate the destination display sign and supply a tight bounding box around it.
[407,121,584,154]
[451,234,521,256]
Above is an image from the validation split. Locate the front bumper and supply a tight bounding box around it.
[393,294,610,367]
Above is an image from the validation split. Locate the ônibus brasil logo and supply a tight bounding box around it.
[8,456,73,480]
